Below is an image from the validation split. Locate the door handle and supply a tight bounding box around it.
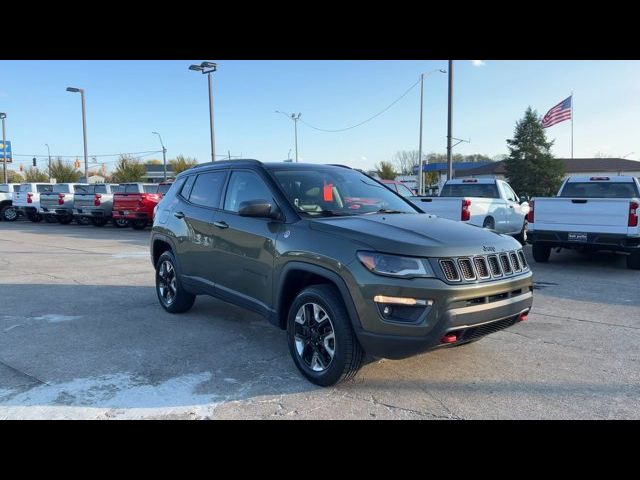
[508,205,514,209]
[174,211,185,219]
[213,221,229,229]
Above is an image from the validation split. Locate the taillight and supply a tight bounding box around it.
[58,193,65,205]
[461,199,471,221]
[527,199,535,223]
[27,193,33,204]
[629,201,639,227]
[94,194,102,207]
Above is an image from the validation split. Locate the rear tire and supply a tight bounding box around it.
[155,251,196,313]
[113,218,130,228]
[287,284,364,387]
[44,215,58,223]
[627,253,640,270]
[28,213,42,223]
[131,219,147,230]
[77,216,91,226]
[1,205,18,222]
[91,217,108,227]
[58,215,73,225]
[483,217,495,230]
[532,243,551,263]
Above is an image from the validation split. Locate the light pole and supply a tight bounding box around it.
[45,143,52,181]
[1,113,6,184]
[189,61,217,162]
[276,111,302,162]
[66,87,89,181]
[446,60,454,181]
[417,69,447,196]
[152,132,167,180]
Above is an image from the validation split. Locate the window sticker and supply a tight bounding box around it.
[323,181,333,202]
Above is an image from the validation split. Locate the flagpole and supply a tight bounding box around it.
[571,91,574,159]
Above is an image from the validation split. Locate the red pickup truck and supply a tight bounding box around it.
[112,183,163,229]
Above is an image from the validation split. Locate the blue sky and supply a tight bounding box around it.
[1,60,639,173]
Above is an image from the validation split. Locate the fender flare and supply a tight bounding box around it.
[276,261,362,331]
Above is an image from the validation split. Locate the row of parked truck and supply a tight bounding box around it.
[0,181,172,229]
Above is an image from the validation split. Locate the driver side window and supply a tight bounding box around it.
[502,183,517,202]
[224,171,274,213]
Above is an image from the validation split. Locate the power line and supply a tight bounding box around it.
[299,78,421,133]
[12,150,163,159]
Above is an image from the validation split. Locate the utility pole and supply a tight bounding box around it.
[276,111,302,162]
[418,73,424,196]
[1,113,7,184]
[45,144,52,181]
[66,87,89,181]
[152,132,167,180]
[447,60,454,181]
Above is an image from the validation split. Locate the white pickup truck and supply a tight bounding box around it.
[528,175,640,269]
[410,178,529,243]
[0,183,20,221]
[12,183,54,222]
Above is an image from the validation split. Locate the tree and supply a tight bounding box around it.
[6,170,23,183]
[393,150,420,175]
[111,155,146,183]
[48,158,82,183]
[375,161,397,180]
[504,107,565,197]
[169,155,198,175]
[24,167,49,182]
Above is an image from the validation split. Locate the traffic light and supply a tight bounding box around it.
[32,157,37,167]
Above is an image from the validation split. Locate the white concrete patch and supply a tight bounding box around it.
[0,372,227,419]
[33,315,82,323]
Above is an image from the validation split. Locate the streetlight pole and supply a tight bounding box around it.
[417,69,446,196]
[152,132,167,180]
[276,111,302,162]
[45,143,52,181]
[189,62,218,162]
[66,87,89,181]
[1,113,6,184]
[446,60,454,181]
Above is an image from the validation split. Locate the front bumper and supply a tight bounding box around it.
[345,262,534,359]
[529,230,640,253]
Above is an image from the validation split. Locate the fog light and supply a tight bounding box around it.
[373,295,432,306]
[382,305,393,316]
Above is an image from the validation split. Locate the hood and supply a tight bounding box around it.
[309,213,521,257]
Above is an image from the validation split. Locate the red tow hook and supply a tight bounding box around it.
[441,332,459,344]
[518,312,529,322]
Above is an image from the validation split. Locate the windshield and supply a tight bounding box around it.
[560,182,639,198]
[440,183,499,198]
[271,168,418,216]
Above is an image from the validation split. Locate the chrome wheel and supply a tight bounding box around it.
[3,207,17,221]
[294,303,336,372]
[157,260,177,306]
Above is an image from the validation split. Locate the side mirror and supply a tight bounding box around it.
[519,196,528,204]
[238,199,280,219]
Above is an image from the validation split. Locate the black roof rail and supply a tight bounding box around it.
[326,164,352,169]
[193,159,262,169]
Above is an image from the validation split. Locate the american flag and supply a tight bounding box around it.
[541,96,572,128]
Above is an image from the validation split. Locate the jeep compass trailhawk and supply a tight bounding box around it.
[151,161,533,386]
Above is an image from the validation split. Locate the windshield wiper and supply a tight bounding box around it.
[366,209,407,214]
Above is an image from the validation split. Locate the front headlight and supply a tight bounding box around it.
[357,251,435,278]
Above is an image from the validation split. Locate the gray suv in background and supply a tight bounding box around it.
[150,161,533,386]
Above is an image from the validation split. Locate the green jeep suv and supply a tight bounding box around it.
[151,160,533,386]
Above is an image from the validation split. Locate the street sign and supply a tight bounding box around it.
[0,140,12,163]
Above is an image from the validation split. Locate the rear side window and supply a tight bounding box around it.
[189,171,227,208]
[223,171,274,212]
[440,183,499,198]
[37,185,53,193]
[396,183,414,197]
[75,185,92,194]
[560,182,640,198]
[53,184,71,193]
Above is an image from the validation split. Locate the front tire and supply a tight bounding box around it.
[627,253,640,270]
[58,215,73,225]
[91,217,108,227]
[155,251,196,313]
[532,243,551,262]
[1,205,18,222]
[287,284,363,387]
[28,213,42,223]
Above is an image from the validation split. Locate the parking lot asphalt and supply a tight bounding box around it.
[0,220,639,419]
